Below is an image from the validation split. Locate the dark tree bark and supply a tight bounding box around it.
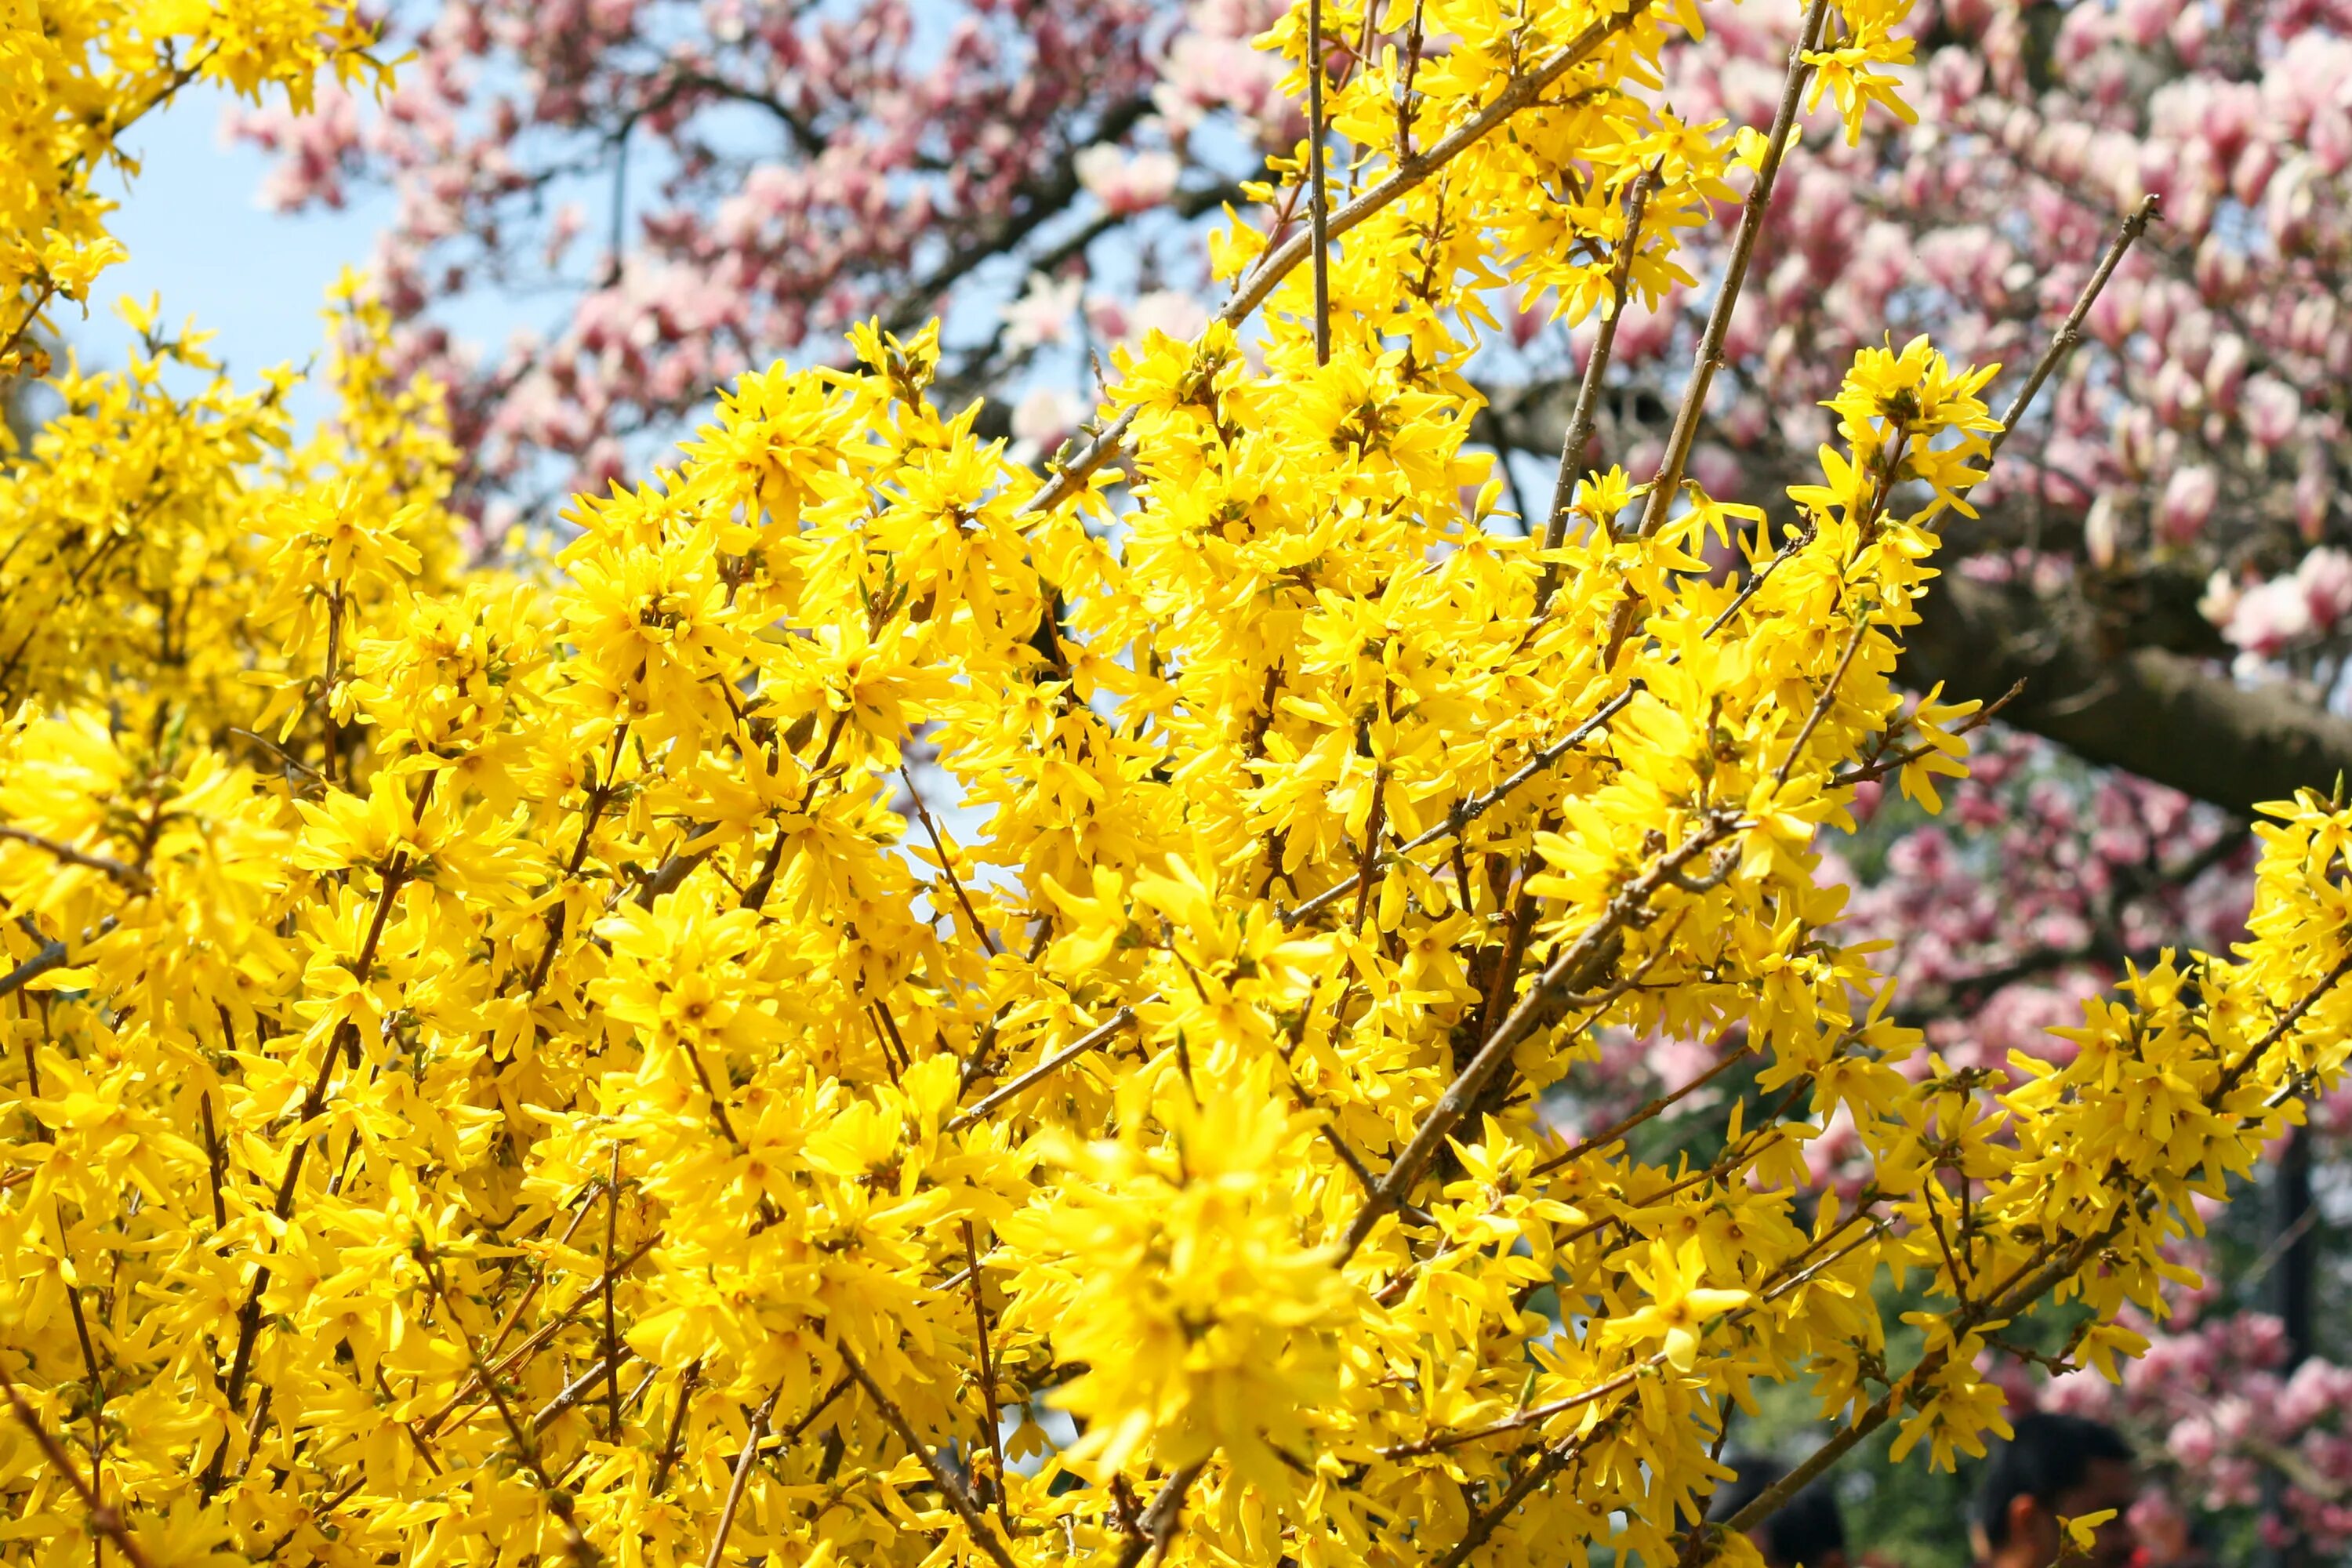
[1896,572,2352,818]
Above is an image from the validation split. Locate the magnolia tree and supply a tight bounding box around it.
[10,7,2352,1568]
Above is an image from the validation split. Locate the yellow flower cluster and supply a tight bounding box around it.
[5,2,2349,1568]
[0,0,379,380]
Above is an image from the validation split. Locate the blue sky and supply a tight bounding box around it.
[92,85,390,416]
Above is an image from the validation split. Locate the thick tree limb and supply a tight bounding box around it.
[1900,572,2352,815]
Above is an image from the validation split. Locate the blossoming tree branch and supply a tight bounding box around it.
[2,2,2350,1568]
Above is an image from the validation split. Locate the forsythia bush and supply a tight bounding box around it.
[5,2,2351,1567]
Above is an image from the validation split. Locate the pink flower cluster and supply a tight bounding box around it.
[2205,546,2352,664]
[227,0,1252,507]
[2017,1293,2352,1551]
[1587,0,2352,608]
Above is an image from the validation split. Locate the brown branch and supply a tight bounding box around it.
[220,771,437,1434]
[944,1006,1140,1130]
[837,1345,1019,1568]
[1773,617,1871,789]
[1529,1041,1755,1177]
[1352,768,1390,933]
[0,826,152,892]
[1338,812,1742,1259]
[903,766,1000,957]
[1113,1461,1209,1568]
[526,724,632,996]
[0,1359,157,1568]
[529,1356,622,1437]
[1635,0,1830,539]
[0,936,71,999]
[1896,572,2352,816]
[650,1359,704,1497]
[414,1242,598,1566]
[1380,1363,1646,1459]
[1539,167,1657,601]
[1306,0,1332,366]
[1831,680,2024,789]
[1022,1,1656,518]
[1435,1423,1608,1568]
[1722,948,2352,1540]
[423,1229,662,1439]
[960,1220,1011,1522]
[603,1145,624,1442]
[1282,686,1638,927]
[1986,194,2161,465]
[702,1385,784,1568]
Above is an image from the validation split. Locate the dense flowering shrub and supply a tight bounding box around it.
[11,4,2352,1568]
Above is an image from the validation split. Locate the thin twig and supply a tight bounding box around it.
[414,1242,597,1565]
[1539,168,1657,605]
[838,1345,1019,1568]
[1023,2,1655,517]
[702,1385,784,1568]
[651,1359,704,1497]
[1114,1461,1209,1568]
[220,772,436,1431]
[1773,617,1871,789]
[902,766,1000,956]
[1380,1363,1646,1459]
[418,1193,615,1436]
[527,1355,622,1435]
[1307,0,1332,365]
[528,724,633,996]
[1635,0,1831,539]
[1435,1425,1605,1568]
[1721,945,2350,1542]
[604,1145,624,1443]
[1831,680,2024,789]
[1282,687,1637,926]
[1987,194,2161,464]
[960,1221,1011,1523]
[0,1359,159,1568]
[1529,1041,1755,1177]
[0,826,152,891]
[258,1479,366,1563]
[1339,813,1742,1259]
[945,1007,1140,1131]
[1351,769,1389,932]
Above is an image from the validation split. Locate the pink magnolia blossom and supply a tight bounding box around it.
[1002,274,1085,353]
[2156,465,2220,543]
[1076,143,1181,215]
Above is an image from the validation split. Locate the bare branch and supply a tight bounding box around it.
[1339,811,1743,1259]
[1024,2,1657,517]
[0,826,151,891]
[1307,0,1332,366]
[945,1007,1140,1130]
[838,1345,1019,1568]
[1773,617,1871,789]
[1113,1461,1209,1568]
[1539,167,1657,604]
[1635,0,1831,539]
[702,1385,784,1568]
[960,1220,1011,1523]
[0,1358,158,1568]
[1987,194,2161,464]
[1282,686,1638,927]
